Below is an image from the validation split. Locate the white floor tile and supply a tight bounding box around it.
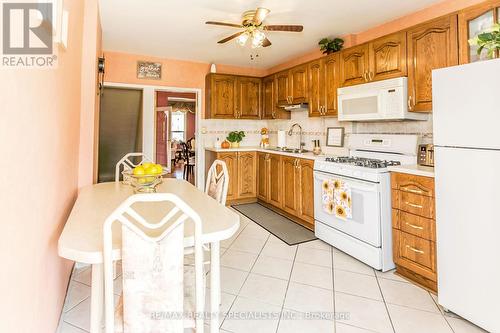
[72,267,92,286]
[222,296,281,333]
[221,249,258,271]
[260,241,297,261]
[334,270,383,301]
[291,262,333,290]
[446,317,489,333]
[64,298,91,331]
[229,234,268,254]
[387,303,453,333]
[239,223,270,240]
[375,269,409,284]
[378,278,439,313]
[296,246,332,268]
[335,323,379,333]
[284,282,334,314]
[239,273,288,307]
[204,288,237,325]
[208,266,249,295]
[335,292,393,333]
[333,249,375,276]
[58,322,88,333]
[299,239,333,251]
[277,309,334,333]
[63,281,90,312]
[251,255,293,280]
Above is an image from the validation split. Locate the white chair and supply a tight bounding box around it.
[115,152,151,182]
[205,160,229,205]
[103,193,205,333]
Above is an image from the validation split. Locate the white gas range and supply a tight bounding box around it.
[314,134,419,272]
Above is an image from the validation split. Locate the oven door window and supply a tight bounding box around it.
[314,171,381,247]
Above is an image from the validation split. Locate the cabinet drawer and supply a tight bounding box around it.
[394,230,437,281]
[397,210,435,241]
[391,172,435,197]
[397,191,434,219]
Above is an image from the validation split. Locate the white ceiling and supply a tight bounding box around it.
[99,0,443,69]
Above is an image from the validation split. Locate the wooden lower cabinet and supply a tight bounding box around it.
[391,172,437,292]
[216,151,256,203]
[281,156,299,215]
[268,154,283,207]
[296,159,315,226]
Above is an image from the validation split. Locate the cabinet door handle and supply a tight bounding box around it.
[406,245,424,254]
[402,187,424,195]
[404,201,423,209]
[405,222,424,230]
[408,96,413,111]
[363,71,368,82]
[369,71,374,81]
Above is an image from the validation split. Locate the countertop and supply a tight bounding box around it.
[205,146,322,160]
[387,164,435,178]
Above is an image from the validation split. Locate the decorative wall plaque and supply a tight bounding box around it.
[137,61,162,79]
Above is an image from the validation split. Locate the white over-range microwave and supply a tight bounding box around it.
[337,77,427,122]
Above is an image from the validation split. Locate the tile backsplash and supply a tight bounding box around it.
[199,110,433,155]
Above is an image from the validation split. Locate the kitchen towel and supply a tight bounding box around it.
[322,179,352,220]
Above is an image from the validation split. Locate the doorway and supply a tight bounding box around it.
[155,91,197,185]
[98,87,143,182]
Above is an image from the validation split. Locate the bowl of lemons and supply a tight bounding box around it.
[122,162,167,193]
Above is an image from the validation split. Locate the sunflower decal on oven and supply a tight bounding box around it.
[322,178,352,220]
[336,206,347,218]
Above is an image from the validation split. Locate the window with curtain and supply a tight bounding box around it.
[170,111,185,141]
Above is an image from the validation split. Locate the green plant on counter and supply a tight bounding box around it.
[469,23,500,59]
[318,37,344,55]
[227,131,245,143]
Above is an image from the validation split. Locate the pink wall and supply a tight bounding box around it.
[0,0,100,332]
[266,0,485,74]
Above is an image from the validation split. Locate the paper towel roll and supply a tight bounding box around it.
[277,130,287,148]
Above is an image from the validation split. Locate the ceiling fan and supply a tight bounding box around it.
[206,7,304,48]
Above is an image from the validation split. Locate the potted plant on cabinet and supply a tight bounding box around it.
[226,131,245,148]
[469,23,500,59]
[318,37,344,55]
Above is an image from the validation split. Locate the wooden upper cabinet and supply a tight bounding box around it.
[340,43,370,87]
[307,59,323,117]
[289,64,308,103]
[237,151,257,199]
[236,77,261,119]
[216,152,238,201]
[281,156,299,215]
[206,74,236,118]
[369,32,407,81]
[275,70,290,105]
[323,53,340,116]
[257,152,269,201]
[458,0,500,64]
[407,15,459,112]
[297,159,315,225]
[262,76,275,119]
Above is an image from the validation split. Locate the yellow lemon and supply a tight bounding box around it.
[133,166,145,176]
[155,164,163,175]
[145,164,159,175]
[142,162,153,169]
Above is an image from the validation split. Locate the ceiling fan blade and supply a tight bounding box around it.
[218,31,244,44]
[262,38,272,47]
[253,7,270,25]
[264,25,304,32]
[206,21,243,28]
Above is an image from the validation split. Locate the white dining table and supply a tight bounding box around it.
[58,179,240,333]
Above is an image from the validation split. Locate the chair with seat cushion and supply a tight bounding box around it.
[205,160,229,205]
[103,193,205,333]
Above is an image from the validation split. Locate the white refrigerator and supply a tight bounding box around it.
[432,58,500,333]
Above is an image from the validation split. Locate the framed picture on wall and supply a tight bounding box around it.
[137,61,162,79]
[326,127,345,147]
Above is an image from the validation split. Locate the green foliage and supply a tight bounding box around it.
[469,23,500,59]
[318,37,344,55]
[226,131,245,143]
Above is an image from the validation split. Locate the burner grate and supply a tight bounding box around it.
[324,156,401,169]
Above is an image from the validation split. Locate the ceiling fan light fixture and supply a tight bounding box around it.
[251,29,266,48]
[236,32,249,46]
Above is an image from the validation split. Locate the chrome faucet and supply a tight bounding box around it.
[288,123,304,152]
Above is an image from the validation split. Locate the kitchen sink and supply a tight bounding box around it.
[266,147,309,154]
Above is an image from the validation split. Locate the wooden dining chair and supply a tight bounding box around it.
[115,152,151,182]
[103,193,205,333]
[181,142,195,181]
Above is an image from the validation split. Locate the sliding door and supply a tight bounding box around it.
[98,87,143,182]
